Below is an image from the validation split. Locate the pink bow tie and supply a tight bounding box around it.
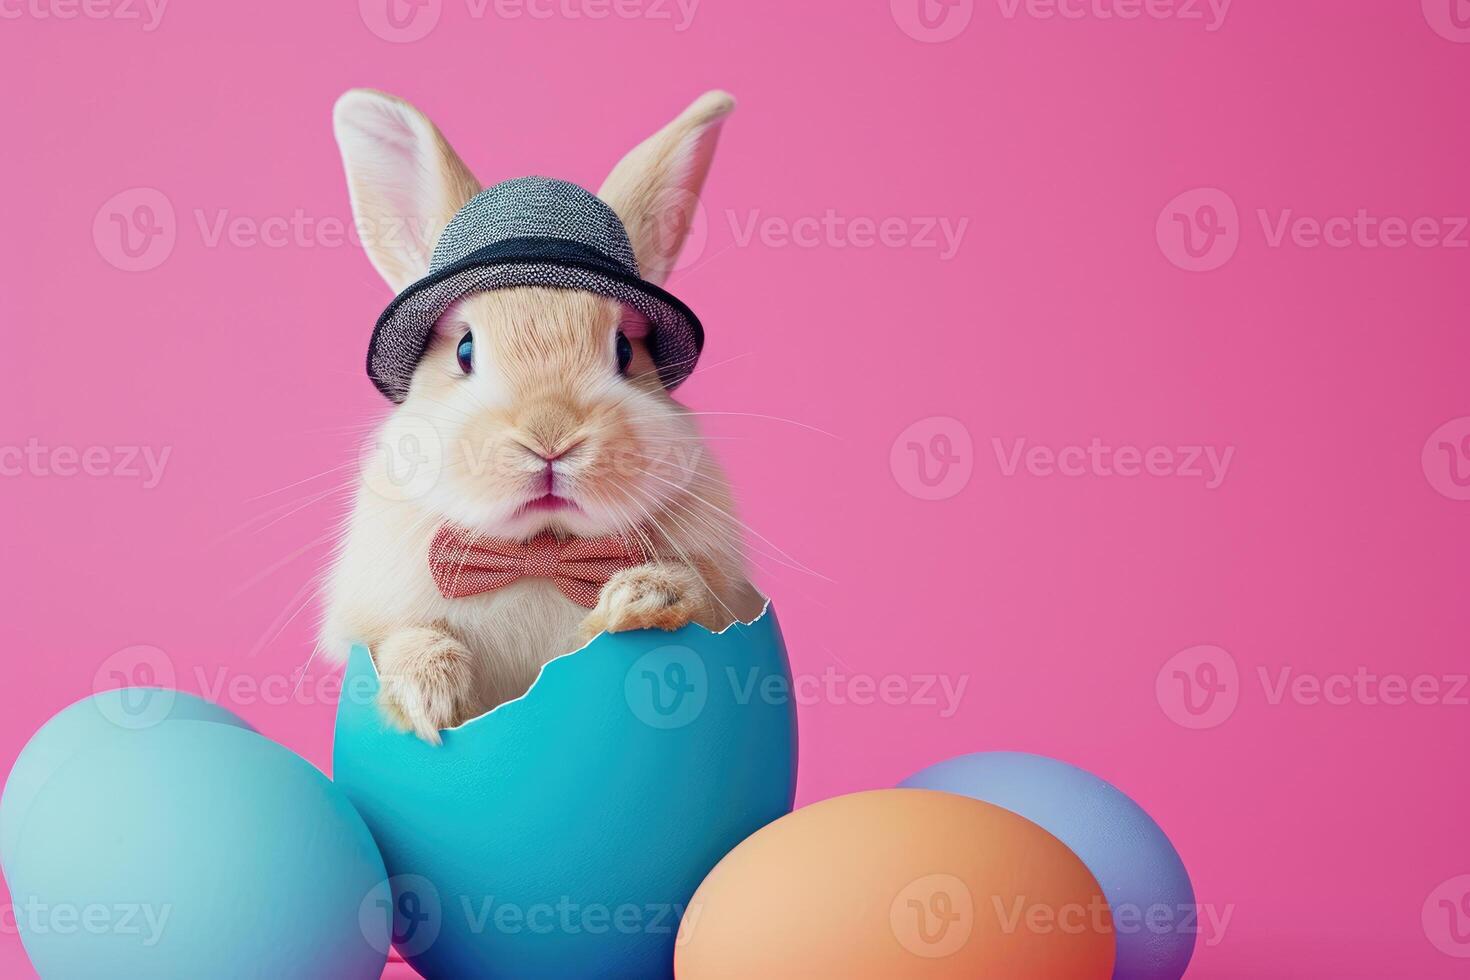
[428,525,651,607]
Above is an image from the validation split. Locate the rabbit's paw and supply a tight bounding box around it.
[375,627,478,745]
[579,563,705,641]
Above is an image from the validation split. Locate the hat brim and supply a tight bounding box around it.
[368,237,705,403]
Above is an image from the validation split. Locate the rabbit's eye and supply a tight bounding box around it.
[615,331,633,376]
[456,331,474,374]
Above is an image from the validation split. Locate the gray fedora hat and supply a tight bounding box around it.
[368,175,705,403]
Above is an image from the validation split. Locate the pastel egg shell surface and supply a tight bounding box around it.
[8,720,390,980]
[902,751,1197,980]
[674,788,1116,979]
[0,688,250,873]
[332,604,799,980]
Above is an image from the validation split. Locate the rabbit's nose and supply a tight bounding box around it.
[511,435,586,463]
[515,400,583,459]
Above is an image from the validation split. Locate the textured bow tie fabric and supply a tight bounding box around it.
[428,525,651,607]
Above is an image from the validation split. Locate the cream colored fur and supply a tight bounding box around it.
[323,89,761,743]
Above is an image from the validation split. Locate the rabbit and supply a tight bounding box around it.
[319,88,765,743]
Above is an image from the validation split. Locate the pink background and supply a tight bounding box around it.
[3,1,1469,976]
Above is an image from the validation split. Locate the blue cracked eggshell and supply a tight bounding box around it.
[332,603,799,980]
[7,720,390,980]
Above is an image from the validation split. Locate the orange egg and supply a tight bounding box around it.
[676,789,1115,979]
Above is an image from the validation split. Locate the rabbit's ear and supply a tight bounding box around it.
[598,91,735,287]
[333,89,481,293]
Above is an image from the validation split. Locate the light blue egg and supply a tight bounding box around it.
[902,751,1196,980]
[1,689,250,873]
[333,605,799,980]
[8,721,389,980]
